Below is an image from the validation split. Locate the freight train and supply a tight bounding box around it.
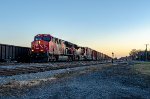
[0,44,30,62]
[31,34,111,62]
[0,34,111,63]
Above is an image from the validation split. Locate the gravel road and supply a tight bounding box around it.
[0,62,150,99]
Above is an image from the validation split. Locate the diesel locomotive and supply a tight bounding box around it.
[31,34,111,62]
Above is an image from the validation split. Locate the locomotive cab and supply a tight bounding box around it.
[31,34,51,52]
[31,34,52,62]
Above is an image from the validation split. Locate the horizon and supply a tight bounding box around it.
[0,0,150,58]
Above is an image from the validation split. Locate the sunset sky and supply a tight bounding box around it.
[0,0,150,58]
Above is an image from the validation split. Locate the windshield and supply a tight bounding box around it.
[34,36,42,41]
[43,36,51,42]
[34,36,51,42]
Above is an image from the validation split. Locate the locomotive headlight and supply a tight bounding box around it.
[40,49,43,52]
[38,41,41,44]
[32,49,34,52]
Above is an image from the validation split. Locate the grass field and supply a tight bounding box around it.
[133,61,150,76]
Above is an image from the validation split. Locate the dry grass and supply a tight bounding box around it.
[54,64,112,79]
[133,62,150,76]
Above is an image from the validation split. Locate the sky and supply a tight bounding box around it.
[0,0,150,58]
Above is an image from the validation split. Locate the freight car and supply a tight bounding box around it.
[31,34,111,62]
[0,44,30,62]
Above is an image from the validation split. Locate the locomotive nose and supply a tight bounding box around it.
[31,40,48,53]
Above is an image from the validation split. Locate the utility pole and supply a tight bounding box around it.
[145,44,149,61]
[112,52,114,63]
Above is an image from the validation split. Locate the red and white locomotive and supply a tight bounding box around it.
[31,34,111,62]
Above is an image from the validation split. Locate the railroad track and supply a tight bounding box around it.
[0,61,108,76]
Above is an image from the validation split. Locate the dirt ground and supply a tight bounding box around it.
[0,61,150,99]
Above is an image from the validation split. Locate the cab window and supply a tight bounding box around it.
[34,36,51,42]
[34,36,42,41]
[43,36,51,42]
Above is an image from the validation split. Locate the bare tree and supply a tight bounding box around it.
[129,49,140,60]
